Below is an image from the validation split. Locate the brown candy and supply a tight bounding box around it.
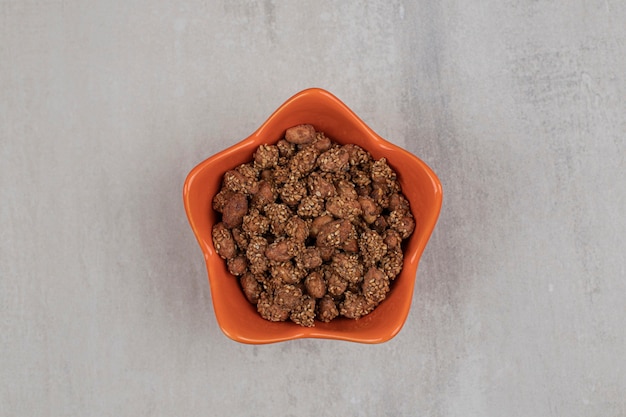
[211,124,414,327]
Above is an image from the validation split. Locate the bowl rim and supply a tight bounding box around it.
[183,88,443,344]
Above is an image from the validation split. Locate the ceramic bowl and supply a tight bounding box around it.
[183,88,442,344]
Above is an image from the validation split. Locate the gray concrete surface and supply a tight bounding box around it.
[1,1,625,416]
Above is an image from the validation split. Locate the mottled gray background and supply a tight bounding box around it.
[1,1,625,416]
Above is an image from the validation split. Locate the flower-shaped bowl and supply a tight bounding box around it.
[183,88,442,344]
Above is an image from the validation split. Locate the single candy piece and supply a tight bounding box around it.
[285,124,316,144]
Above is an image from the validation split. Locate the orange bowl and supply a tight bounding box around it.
[183,88,442,344]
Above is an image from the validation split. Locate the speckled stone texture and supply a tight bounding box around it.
[1,1,625,416]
